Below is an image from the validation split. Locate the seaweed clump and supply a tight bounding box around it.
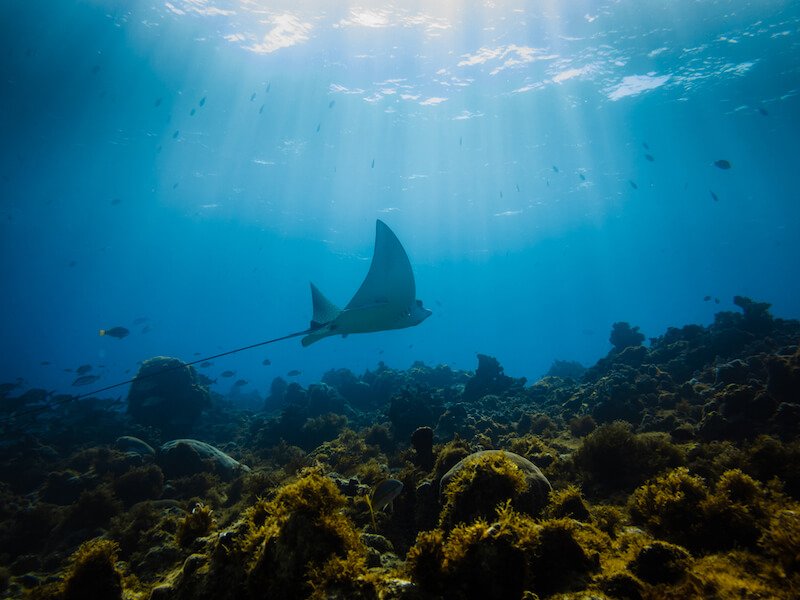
[438,451,551,531]
[407,502,604,598]
[30,538,124,600]
[167,468,374,600]
[573,421,684,492]
[246,468,371,599]
[176,502,215,547]
[629,467,769,552]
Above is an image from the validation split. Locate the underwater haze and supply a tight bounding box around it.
[1,0,799,398]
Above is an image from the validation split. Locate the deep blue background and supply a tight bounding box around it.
[2,0,798,401]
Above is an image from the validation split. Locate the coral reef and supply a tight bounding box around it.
[1,296,799,599]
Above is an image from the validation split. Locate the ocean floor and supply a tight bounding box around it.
[1,295,799,599]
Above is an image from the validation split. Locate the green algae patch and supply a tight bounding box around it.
[439,451,552,531]
[407,502,607,598]
[159,468,374,600]
[176,503,216,547]
[544,485,591,522]
[629,467,773,552]
[27,538,125,600]
[574,421,685,493]
[760,504,800,574]
[246,468,369,600]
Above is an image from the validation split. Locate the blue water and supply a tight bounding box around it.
[1,0,798,400]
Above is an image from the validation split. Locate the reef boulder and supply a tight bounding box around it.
[439,450,552,529]
[157,439,250,481]
[126,356,211,437]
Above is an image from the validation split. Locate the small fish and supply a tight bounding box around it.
[515,184,520,192]
[715,298,720,304]
[199,96,206,107]
[76,364,92,375]
[758,107,768,116]
[220,370,236,378]
[703,295,711,302]
[141,325,151,334]
[710,190,719,202]
[328,100,335,108]
[233,379,248,387]
[190,108,196,116]
[459,136,462,146]
[259,104,265,114]
[645,154,655,162]
[262,358,271,366]
[642,141,650,150]
[68,260,77,267]
[154,98,163,107]
[266,83,271,92]
[629,180,638,189]
[499,191,503,198]
[133,316,149,325]
[250,92,256,101]
[287,370,301,376]
[579,173,586,181]
[173,182,179,189]
[371,159,375,169]
[366,479,403,530]
[111,197,122,205]
[316,123,321,133]
[172,130,179,139]
[714,159,731,170]
[552,165,559,173]
[99,326,129,338]
[371,478,403,511]
[72,375,100,386]
[91,64,100,75]
[40,361,51,366]
[200,361,213,368]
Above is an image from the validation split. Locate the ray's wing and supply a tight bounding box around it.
[346,220,415,310]
[309,283,341,327]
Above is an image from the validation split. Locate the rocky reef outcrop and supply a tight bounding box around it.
[1,296,799,599]
[127,357,211,438]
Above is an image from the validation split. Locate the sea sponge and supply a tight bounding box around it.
[439,450,551,531]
